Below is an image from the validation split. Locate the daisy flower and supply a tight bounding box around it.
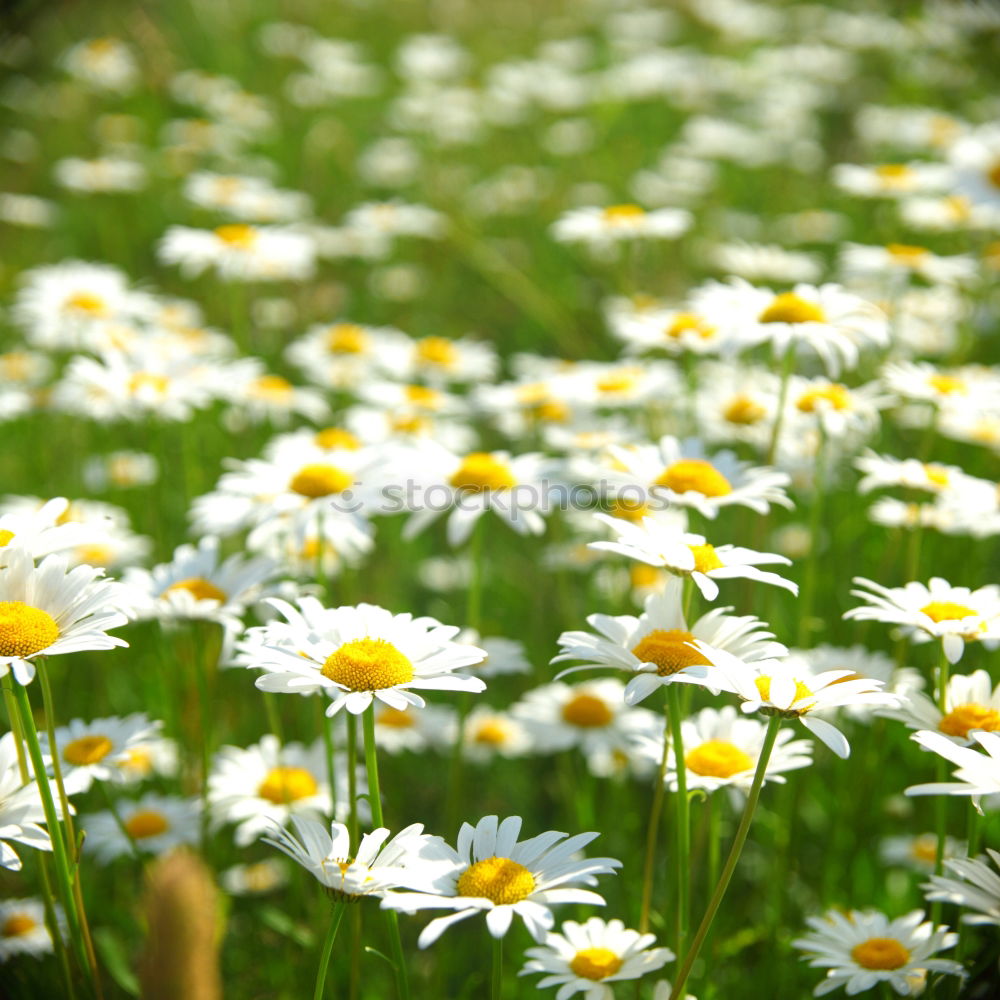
[462,707,533,763]
[0,548,129,686]
[840,242,977,287]
[520,917,673,1000]
[456,632,532,679]
[157,224,316,281]
[924,849,1000,926]
[511,679,659,758]
[220,859,289,897]
[784,378,889,440]
[635,705,813,796]
[905,730,1000,809]
[552,204,691,248]
[239,598,486,716]
[0,497,93,565]
[552,579,784,706]
[948,123,1000,209]
[832,161,951,198]
[793,909,962,996]
[285,321,410,390]
[60,37,138,93]
[692,279,888,377]
[879,361,999,408]
[843,577,1000,664]
[38,714,160,794]
[264,816,441,899]
[854,452,968,496]
[600,436,791,519]
[880,670,1000,745]
[881,834,963,874]
[208,735,340,847]
[381,815,622,946]
[0,732,52,871]
[0,898,60,961]
[589,514,797,601]
[611,306,729,357]
[373,703,457,756]
[702,646,899,758]
[82,793,200,864]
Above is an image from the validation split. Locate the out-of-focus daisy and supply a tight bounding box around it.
[512,680,658,759]
[240,598,486,716]
[60,37,138,93]
[183,172,311,222]
[924,849,1000,926]
[552,204,691,247]
[158,224,316,281]
[832,161,951,198]
[382,814,621,946]
[706,241,822,284]
[0,497,94,565]
[219,361,330,427]
[840,242,977,287]
[784,377,888,440]
[906,730,1000,808]
[462,707,533,763]
[39,714,159,794]
[881,670,1000,745]
[948,124,1000,209]
[702,646,899,758]
[0,898,59,961]
[589,514,798,601]
[844,577,1000,664]
[881,834,963,874]
[793,908,961,996]
[611,306,728,357]
[344,200,445,240]
[82,451,159,492]
[221,859,289,897]
[880,362,1000,408]
[123,535,277,631]
[456,632,531,679]
[693,279,888,376]
[372,702,457,755]
[398,335,498,386]
[83,793,200,863]
[854,452,967,496]
[264,816,440,898]
[115,733,179,784]
[208,735,338,847]
[0,548,129,686]
[520,917,673,1000]
[635,705,813,796]
[599,436,791,520]
[54,157,147,194]
[0,733,52,871]
[552,579,784,706]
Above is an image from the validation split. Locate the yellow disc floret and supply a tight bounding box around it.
[938,703,1000,739]
[321,638,414,692]
[796,384,851,412]
[755,675,813,708]
[561,694,614,728]
[0,602,60,658]
[214,224,257,249]
[759,293,826,325]
[456,857,536,904]
[657,459,732,498]
[666,312,715,340]
[415,337,458,368]
[326,324,368,354]
[1,914,36,938]
[257,766,319,805]
[602,204,645,223]
[63,735,114,767]
[921,601,976,623]
[723,395,767,425]
[125,810,170,839]
[688,543,724,574]
[632,629,710,676]
[569,947,624,981]
[64,291,109,316]
[449,453,517,492]
[851,937,910,971]
[314,427,361,450]
[162,578,228,603]
[289,463,353,498]
[685,740,753,778]
[472,721,509,746]
[376,707,415,728]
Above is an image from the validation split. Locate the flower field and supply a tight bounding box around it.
[1,1,1000,998]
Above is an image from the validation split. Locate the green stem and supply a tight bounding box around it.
[362,707,410,1000]
[491,933,503,1000]
[669,716,782,1000]
[638,701,671,934]
[797,427,826,647]
[313,902,346,1000]
[319,702,338,820]
[765,347,796,466]
[346,713,359,848]
[667,684,689,959]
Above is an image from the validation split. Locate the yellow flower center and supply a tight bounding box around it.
[657,459,732,498]
[326,324,368,354]
[242,861,282,892]
[755,676,814,706]
[64,291,109,316]
[404,385,442,409]
[250,375,293,400]
[289,463,353,498]
[121,746,153,776]
[0,529,14,546]
[561,693,614,728]
[376,707,415,728]
[630,564,663,589]
[415,336,458,368]
[926,374,966,396]
[162,577,228,603]
[75,544,114,566]
[608,497,649,522]
[923,464,950,487]
[124,809,170,839]
[987,159,1000,191]
[456,857,536,904]
[938,703,1000,739]
[602,204,645,223]
[911,835,940,864]
[874,164,912,183]
[390,414,431,435]
[886,243,928,266]
[529,400,570,423]
[851,937,910,971]
[449,453,517,492]
[758,292,826,325]
[666,312,715,340]
[1,914,36,938]
[315,427,361,450]
[596,371,639,394]
[0,602,60,658]
[63,734,114,767]
[569,947,624,981]
[472,720,509,746]
[796,384,851,412]
[690,543,724,574]
[214,224,257,248]
[257,766,319,805]
[321,638,414,691]
[723,395,766,425]
[685,740,753,778]
[921,601,976,623]
[127,372,170,396]
[632,629,710,676]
